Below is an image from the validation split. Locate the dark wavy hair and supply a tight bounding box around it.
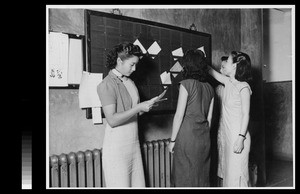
[106,42,143,69]
[231,51,253,83]
[181,49,209,82]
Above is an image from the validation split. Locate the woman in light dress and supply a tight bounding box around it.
[208,51,253,187]
[97,42,158,187]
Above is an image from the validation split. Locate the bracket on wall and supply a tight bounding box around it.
[111,9,122,15]
[189,23,197,31]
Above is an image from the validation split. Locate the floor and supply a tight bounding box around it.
[264,159,294,187]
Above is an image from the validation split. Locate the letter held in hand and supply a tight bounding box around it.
[156,88,168,101]
[155,98,167,103]
[153,89,168,107]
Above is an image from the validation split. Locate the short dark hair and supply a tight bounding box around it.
[231,51,252,83]
[221,56,228,61]
[106,42,143,69]
[181,49,209,82]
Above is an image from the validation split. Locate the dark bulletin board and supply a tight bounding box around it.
[85,9,211,114]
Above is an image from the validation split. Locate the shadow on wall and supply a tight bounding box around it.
[263,81,293,161]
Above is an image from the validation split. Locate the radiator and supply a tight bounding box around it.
[49,139,172,187]
[142,139,173,187]
[49,149,106,187]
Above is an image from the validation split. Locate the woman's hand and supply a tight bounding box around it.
[233,136,245,154]
[138,96,159,112]
[168,142,175,153]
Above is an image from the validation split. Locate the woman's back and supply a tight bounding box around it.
[181,79,214,123]
[172,79,214,187]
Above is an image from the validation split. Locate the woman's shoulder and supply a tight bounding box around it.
[235,81,251,88]
[98,74,115,89]
[182,79,203,87]
[181,79,214,87]
[178,79,195,93]
[235,81,252,94]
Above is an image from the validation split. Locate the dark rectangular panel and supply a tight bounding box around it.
[86,10,211,113]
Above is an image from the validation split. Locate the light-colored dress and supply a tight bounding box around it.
[220,78,252,187]
[215,84,225,179]
[98,69,145,187]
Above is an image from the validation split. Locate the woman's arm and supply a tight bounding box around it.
[207,65,228,85]
[102,97,157,128]
[168,84,188,152]
[239,87,251,136]
[207,97,215,128]
[233,87,251,154]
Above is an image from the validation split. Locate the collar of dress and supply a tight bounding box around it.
[112,69,128,82]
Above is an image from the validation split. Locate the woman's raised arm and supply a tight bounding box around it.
[208,65,228,84]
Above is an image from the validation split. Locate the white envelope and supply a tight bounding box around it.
[78,71,103,108]
[197,46,206,57]
[172,47,184,57]
[160,71,172,85]
[147,41,161,55]
[133,39,147,54]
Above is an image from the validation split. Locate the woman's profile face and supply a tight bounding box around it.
[117,55,139,76]
[222,55,236,76]
[220,60,227,75]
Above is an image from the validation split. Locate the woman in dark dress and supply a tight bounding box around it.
[168,49,215,187]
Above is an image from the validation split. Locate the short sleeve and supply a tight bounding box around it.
[237,82,252,95]
[179,80,191,94]
[97,80,117,107]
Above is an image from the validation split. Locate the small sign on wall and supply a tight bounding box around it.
[49,32,69,87]
[48,32,85,88]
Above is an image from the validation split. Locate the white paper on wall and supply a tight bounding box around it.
[49,32,69,86]
[197,46,206,57]
[68,38,83,85]
[160,71,172,85]
[147,41,161,55]
[133,39,147,54]
[170,61,183,72]
[172,47,184,57]
[92,107,102,124]
[78,71,103,108]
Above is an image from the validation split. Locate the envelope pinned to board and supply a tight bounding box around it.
[160,71,172,85]
[78,71,103,108]
[154,88,168,103]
